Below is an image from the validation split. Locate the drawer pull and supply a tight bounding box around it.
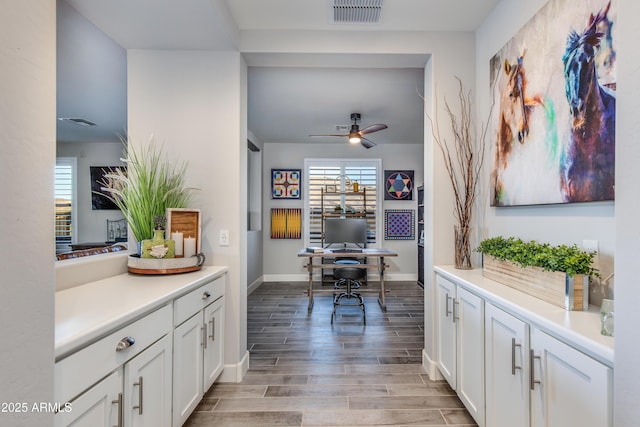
[202,291,211,300]
[511,338,522,375]
[115,336,135,352]
[112,392,123,427]
[133,376,143,415]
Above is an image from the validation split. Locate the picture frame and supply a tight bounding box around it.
[90,166,125,210]
[271,169,301,199]
[384,170,414,200]
[166,208,201,253]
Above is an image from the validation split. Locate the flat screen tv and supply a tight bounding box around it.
[324,218,368,247]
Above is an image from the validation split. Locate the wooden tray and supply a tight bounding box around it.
[127,253,205,275]
[128,265,202,275]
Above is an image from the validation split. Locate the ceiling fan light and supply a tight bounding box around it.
[349,135,361,144]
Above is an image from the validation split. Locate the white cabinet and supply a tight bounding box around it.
[436,275,485,426]
[55,326,172,427]
[54,371,120,427]
[124,334,172,427]
[172,277,225,427]
[485,303,530,427]
[484,302,613,427]
[530,328,612,427]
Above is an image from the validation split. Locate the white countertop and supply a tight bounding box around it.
[55,266,227,360]
[435,265,614,367]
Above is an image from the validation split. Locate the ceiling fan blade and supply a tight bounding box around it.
[308,134,348,138]
[359,123,388,136]
[360,137,376,149]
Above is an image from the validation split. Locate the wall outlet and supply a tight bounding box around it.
[219,230,230,246]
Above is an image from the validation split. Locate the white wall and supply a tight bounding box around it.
[261,142,423,282]
[56,142,125,243]
[127,50,249,381]
[612,0,640,423]
[0,1,56,425]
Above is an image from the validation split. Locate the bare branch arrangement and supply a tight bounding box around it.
[428,77,491,268]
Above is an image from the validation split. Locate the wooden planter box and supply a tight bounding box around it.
[482,255,589,311]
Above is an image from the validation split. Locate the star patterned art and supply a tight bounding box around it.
[384,170,414,200]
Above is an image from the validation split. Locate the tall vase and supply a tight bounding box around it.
[454,225,472,270]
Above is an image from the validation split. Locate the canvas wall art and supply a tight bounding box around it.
[384,170,414,200]
[271,208,302,239]
[384,209,415,240]
[490,0,616,206]
[271,169,301,199]
[90,166,126,210]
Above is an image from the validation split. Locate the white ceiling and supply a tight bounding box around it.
[61,0,500,146]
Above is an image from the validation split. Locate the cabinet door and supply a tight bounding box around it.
[55,371,120,427]
[124,334,172,427]
[173,313,205,427]
[203,297,225,392]
[456,286,485,427]
[436,275,456,387]
[485,303,529,427]
[530,328,612,427]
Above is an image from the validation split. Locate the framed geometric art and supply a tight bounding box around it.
[384,170,414,200]
[271,208,302,239]
[384,209,415,240]
[271,169,301,199]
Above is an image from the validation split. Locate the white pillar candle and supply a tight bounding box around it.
[184,236,196,258]
[171,231,183,257]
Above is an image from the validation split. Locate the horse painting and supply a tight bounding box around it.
[492,54,560,206]
[561,1,616,202]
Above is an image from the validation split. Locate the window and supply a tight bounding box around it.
[304,159,381,246]
[55,158,77,253]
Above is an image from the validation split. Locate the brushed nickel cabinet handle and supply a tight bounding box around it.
[445,293,452,317]
[530,349,541,390]
[202,291,211,300]
[209,318,215,342]
[453,299,459,323]
[202,325,207,349]
[112,392,123,427]
[511,338,522,375]
[132,376,143,415]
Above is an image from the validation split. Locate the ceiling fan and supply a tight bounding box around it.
[309,113,388,149]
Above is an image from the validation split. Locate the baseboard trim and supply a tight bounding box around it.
[422,349,444,381]
[218,350,250,383]
[248,276,263,295]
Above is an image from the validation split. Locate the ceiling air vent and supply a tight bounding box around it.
[332,0,383,24]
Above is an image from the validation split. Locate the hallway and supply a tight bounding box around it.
[184,281,476,426]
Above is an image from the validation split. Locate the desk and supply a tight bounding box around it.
[297,248,397,312]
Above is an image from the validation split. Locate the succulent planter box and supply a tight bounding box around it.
[482,255,589,311]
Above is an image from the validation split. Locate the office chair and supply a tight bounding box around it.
[331,259,366,325]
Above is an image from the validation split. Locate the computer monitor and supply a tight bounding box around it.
[324,218,368,247]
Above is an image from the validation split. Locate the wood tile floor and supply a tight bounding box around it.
[184,281,477,427]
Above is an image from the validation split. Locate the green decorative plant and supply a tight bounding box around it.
[95,137,196,243]
[476,236,600,278]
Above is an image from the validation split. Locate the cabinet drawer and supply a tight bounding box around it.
[174,276,225,326]
[55,303,172,404]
